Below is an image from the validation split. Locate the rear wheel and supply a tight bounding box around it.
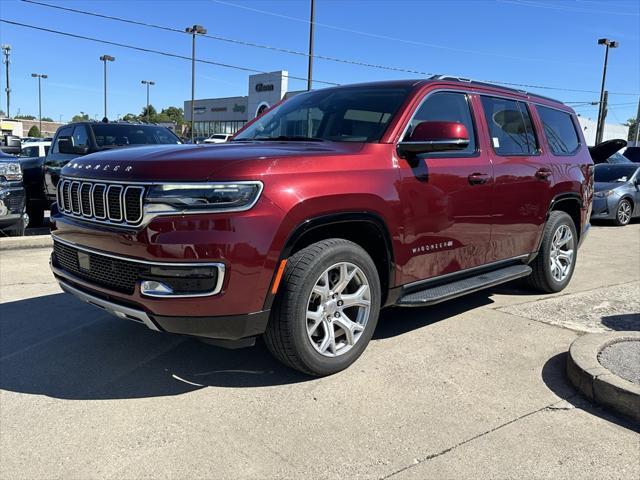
[614,199,632,226]
[525,211,577,293]
[264,239,381,376]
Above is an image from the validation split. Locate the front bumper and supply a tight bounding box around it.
[55,274,270,341]
[590,196,616,220]
[0,186,26,229]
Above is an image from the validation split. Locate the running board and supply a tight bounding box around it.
[396,264,532,307]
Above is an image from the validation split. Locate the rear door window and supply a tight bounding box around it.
[404,91,476,154]
[481,96,538,155]
[536,106,580,155]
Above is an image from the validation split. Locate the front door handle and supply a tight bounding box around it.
[468,173,490,185]
[535,167,552,180]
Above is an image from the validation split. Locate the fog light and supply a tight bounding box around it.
[141,280,174,296]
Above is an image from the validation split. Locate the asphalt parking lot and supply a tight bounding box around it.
[1,223,639,479]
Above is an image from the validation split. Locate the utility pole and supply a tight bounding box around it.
[1,44,11,117]
[306,0,315,91]
[141,80,155,122]
[185,25,207,142]
[595,38,618,145]
[31,73,48,134]
[99,55,115,121]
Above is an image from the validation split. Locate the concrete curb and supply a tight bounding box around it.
[567,332,640,423]
[0,235,52,251]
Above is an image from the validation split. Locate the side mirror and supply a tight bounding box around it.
[57,136,89,155]
[397,121,470,165]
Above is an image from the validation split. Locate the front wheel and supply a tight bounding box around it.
[525,211,577,293]
[264,239,381,376]
[614,199,632,226]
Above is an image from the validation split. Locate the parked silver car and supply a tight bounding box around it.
[591,164,640,226]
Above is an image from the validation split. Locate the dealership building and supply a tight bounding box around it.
[184,70,301,137]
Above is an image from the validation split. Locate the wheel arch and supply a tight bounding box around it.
[263,211,395,310]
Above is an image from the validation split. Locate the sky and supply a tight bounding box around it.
[0,0,638,124]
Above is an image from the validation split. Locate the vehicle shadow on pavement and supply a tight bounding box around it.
[541,352,639,433]
[600,313,640,331]
[0,289,500,399]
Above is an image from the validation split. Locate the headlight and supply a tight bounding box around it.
[0,162,22,182]
[146,182,263,211]
[594,190,614,198]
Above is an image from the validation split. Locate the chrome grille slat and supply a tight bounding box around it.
[57,177,145,227]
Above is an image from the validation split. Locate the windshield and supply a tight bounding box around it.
[234,86,412,143]
[594,164,639,183]
[91,124,181,148]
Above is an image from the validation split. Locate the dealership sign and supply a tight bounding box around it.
[255,83,275,92]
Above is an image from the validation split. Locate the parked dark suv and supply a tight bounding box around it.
[50,77,593,375]
[44,121,181,203]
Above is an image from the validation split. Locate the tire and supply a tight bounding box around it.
[525,211,577,293]
[264,239,381,376]
[613,199,632,226]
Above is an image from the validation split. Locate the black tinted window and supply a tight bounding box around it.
[72,125,89,147]
[19,146,39,157]
[52,126,74,154]
[481,96,538,155]
[404,92,476,154]
[91,125,181,147]
[537,106,580,155]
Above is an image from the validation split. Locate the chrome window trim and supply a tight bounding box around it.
[80,182,93,217]
[70,181,81,214]
[91,183,107,220]
[53,236,226,297]
[123,185,145,224]
[106,184,123,222]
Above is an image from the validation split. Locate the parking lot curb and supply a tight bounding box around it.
[0,235,52,251]
[567,332,640,422]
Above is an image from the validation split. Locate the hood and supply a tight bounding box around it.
[60,142,366,181]
[589,139,627,164]
[594,182,624,192]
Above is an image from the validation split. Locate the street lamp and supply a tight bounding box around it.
[31,73,47,135]
[141,80,155,122]
[99,54,115,120]
[595,38,618,144]
[185,24,207,142]
[2,44,11,117]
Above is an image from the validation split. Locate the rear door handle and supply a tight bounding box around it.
[468,173,490,185]
[535,168,552,180]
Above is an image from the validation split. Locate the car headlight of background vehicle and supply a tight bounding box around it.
[145,182,263,211]
[594,190,614,198]
[0,162,23,182]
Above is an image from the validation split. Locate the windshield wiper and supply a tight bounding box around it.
[251,135,326,142]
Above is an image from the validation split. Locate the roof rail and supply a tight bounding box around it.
[428,74,562,104]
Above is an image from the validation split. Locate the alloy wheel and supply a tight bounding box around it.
[617,201,631,225]
[549,224,575,282]
[306,262,371,357]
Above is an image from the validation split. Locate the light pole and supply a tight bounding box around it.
[595,38,618,144]
[99,55,115,121]
[141,80,155,122]
[31,73,47,135]
[185,24,207,142]
[307,0,315,91]
[1,44,11,117]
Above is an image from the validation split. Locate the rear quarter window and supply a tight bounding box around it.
[536,106,580,155]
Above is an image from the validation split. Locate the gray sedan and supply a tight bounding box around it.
[591,164,640,226]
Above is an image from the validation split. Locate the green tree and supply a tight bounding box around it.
[41,116,54,122]
[71,112,90,122]
[15,114,36,120]
[27,125,41,137]
[121,113,139,122]
[626,117,638,143]
[160,106,184,126]
[141,104,158,122]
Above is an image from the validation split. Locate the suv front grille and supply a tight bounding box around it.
[57,178,145,227]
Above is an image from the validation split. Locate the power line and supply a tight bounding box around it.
[499,0,639,17]
[18,0,640,97]
[209,0,604,67]
[0,19,340,87]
